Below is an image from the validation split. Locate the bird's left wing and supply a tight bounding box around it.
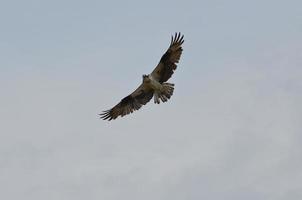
[100,84,154,121]
[151,32,184,83]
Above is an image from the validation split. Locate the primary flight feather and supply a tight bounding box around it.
[100,32,184,121]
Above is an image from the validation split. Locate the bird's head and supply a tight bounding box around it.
[142,74,150,83]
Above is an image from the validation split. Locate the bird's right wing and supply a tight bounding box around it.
[100,84,154,121]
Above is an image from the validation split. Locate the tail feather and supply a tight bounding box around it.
[154,83,174,104]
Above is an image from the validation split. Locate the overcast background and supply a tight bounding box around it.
[1,0,302,199]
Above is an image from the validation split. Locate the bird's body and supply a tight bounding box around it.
[100,32,184,121]
[143,74,163,92]
[143,74,175,104]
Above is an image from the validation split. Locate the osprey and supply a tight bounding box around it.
[100,32,184,121]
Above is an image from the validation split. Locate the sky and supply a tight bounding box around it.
[0,0,302,199]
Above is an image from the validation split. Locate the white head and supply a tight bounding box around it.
[142,74,150,83]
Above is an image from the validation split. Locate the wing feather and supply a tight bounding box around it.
[151,32,184,83]
[100,84,154,121]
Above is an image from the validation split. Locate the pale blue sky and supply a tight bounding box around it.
[0,0,302,200]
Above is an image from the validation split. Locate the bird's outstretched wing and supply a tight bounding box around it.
[151,32,184,83]
[100,84,154,121]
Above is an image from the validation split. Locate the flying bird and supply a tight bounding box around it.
[100,32,184,121]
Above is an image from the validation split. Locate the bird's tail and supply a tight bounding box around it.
[154,83,174,104]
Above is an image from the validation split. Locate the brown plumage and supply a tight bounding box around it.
[100,32,184,121]
[151,32,184,83]
[100,84,154,121]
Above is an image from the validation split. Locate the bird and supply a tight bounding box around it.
[100,32,184,121]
